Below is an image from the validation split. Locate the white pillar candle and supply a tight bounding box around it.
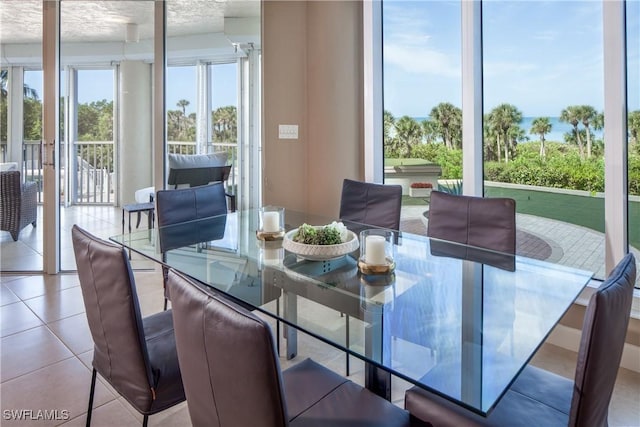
[262,211,280,232]
[365,235,387,265]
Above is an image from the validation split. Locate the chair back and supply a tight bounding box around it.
[167,152,229,189]
[339,179,402,231]
[156,183,228,252]
[427,190,516,253]
[167,269,288,427]
[71,225,154,411]
[570,253,636,427]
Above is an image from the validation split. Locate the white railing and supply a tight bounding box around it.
[1,140,237,205]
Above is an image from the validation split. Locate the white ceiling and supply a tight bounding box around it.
[0,0,260,44]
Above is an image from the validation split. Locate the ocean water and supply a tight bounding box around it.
[410,116,603,143]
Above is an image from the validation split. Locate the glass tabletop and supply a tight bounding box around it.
[110,209,593,415]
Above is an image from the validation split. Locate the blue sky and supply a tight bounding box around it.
[383,0,640,118]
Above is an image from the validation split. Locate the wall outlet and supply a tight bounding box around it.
[279,124,299,139]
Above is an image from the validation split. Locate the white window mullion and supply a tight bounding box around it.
[603,0,628,273]
[196,61,210,154]
[363,0,383,183]
[461,0,483,197]
[7,66,24,168]
[42,0,60,274]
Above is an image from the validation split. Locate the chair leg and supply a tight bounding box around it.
[142,415,149,427]
[276,298,280,356]
[346,315,350,376]
[86,368,97,427]
[164,297,168,311]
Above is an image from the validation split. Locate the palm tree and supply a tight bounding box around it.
[393,116,422,158]
[578,105,598,158]
[530,117,552,159]
[429,102,462,150]
[487,103,522,163]
[629,110,640,146]
[383,110,395,145]
[0,70,39,99]
[212,105,238,143]
[421,119,439,144]
[177,99,190,116]
[560,106,584,159]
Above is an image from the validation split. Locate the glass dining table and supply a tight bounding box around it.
[110,208,593,417]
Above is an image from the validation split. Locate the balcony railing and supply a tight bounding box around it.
[0,140,237,205]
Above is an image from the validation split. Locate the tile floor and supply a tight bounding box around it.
[1,270,639,426]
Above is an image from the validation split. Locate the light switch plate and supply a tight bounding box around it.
[279,124,299,139]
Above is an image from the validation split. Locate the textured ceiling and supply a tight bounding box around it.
[0,0,259,44]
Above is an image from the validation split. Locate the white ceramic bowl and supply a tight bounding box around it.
[282,227,359,261]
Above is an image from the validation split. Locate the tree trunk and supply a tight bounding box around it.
[504,132,509,163]
[574,125,584,159]
[540,135,546,159]
[496,134,502,163]
[585,126,592,158]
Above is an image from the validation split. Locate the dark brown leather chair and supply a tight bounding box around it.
[404,253,636,427]
[166,268,411,427]
[339,178,403,232]
[71,225,185,427]
[339,178,402,374]
[155,182,228,309]
[427,190,516,254]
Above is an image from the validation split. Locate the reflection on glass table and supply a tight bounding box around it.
[110,209,593,416]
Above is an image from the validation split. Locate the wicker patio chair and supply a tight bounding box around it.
[1,171,38,241]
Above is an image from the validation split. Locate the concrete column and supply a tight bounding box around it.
[119,60,152,205]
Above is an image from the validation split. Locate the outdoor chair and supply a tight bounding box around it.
[1,170,38,241]
[71,225,185,427]
[404,253,636,427]
[427,190,516,254]
[167,268,411,427]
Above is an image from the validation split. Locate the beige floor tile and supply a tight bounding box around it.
[57,399,139,427]
[1,301,44,337]
[1,326,73,382]
[0,275,27,285]
[48,313,93,355]
[4,275,77,301]
[0,358,115,427]
[23,287,86,324]
[1,284,20,306]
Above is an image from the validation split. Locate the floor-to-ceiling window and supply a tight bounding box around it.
[627,0,639,286]
[482,1,606,279]
[1,0,261,273]
[380,0,636,287]
[382,0,462,207]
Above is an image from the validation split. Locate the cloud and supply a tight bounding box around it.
[384,42,460,77]
[483,61,538,77]
[532,30,558,41]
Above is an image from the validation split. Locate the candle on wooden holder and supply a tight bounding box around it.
[262,211,280,232]
[365,235,387,265]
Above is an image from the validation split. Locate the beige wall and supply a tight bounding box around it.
[262,1,363,217]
